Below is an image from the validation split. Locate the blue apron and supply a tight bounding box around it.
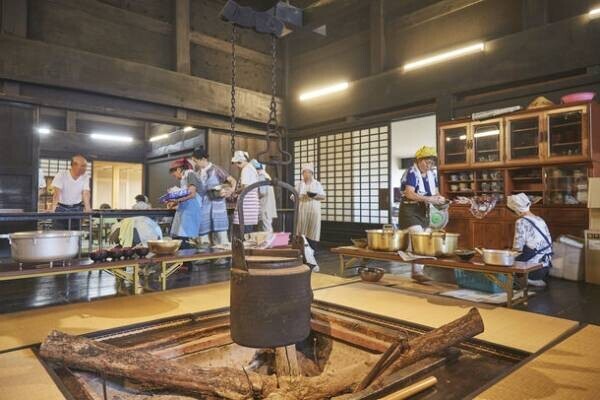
[170,173,202,239]
[515,218,553,267]
[198,167,229,236]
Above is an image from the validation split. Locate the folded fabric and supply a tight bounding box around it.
[397,251,437,262]
[159,189,190,203]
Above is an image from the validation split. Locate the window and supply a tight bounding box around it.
[292,125,390,224]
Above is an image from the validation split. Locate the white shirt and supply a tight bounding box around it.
[513,216,553,267]
[295,179,325,197]
[51,170,90,205]
[240,163,258,186]
[38,168,46,189]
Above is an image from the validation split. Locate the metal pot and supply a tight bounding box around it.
[410,231,460,257]
[366,225,409,252]
[475,248,520,266]
[0,230,84,263]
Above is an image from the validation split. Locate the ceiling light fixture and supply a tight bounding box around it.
[36,127,52,135]
[590,7,600,17]
[183,126,195,132]
[90,133,134,143]
[403,42,485,72]
[299,82,349,101]
[149,134,169,142]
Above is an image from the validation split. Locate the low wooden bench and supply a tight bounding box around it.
[331,246,544,308]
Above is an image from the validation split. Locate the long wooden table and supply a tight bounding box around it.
[0,248,232,294]
[331,246,544,308]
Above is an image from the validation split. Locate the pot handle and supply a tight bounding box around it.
[0,234,9,240]
[382,224,395,232]
[475,248,484,256]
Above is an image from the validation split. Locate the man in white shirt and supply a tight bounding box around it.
[51,155,91,230]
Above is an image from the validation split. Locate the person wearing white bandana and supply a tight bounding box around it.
[294,163,326,249]
[507,193,553,288]
[399,146,446,282]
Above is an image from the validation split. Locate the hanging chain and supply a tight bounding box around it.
[230,24,237,156]
[267,34,278,136]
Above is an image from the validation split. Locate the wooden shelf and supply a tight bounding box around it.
[549,121,582,129]
[475,149,500,153]
[511,177,542,181]
[511,189,543,193]
[510,127,538,134]
[551,142,582,147]
[446,152,467,156]
[511,145,539,150]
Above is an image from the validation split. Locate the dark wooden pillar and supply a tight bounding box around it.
[1,0,27,96]
[175,0,191,74]
[369,0,385,74]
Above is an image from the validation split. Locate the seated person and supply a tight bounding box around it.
[507,193,553,288]
[132,194,152,210]
[108,216,163,247]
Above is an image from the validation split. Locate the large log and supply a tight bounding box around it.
[39,308,483,400]
[39,330,277,400]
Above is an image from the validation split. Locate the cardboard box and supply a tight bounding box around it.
[551,239,584,281]
[588,178,600,208]
[585,230,600,285]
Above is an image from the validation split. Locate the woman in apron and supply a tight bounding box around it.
[507,193,553,288]
[399,146,446,282]
[192,147,236,245]
[251,159,278,232]
[231,150,260,235]
[168,158,202,248]
[295,163,326,249]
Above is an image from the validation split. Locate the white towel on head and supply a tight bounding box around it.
[508,193,531,213]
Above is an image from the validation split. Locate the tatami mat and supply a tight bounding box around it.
[476,324,600,400]
[0,273,352,352]
[314,283,578,353]
[0,349,65,400]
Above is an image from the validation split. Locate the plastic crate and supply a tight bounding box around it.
[454,269,508,294]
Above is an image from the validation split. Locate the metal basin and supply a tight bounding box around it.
[410,231,460,257]
[476,248,519,266]
[366,225,409,252]
[0,230,84,263]
[147,239,182,255]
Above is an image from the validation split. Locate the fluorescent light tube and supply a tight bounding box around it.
[91,133,134,143]
[590,8,600,17]
[36,127,51,135]
[403,42,485,72]
[474,129,500,138]
[299,82,349,101]
[445,134,467,142]
[183,126,195,132]
[149,134,169,142]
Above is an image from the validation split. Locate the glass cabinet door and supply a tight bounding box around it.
[507,116,540,161]
[544,165,588,206]
[441,125,468,166]
[473,121,502,164]
[546,108,586,159]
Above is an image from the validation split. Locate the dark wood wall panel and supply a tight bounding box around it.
[98,0,173,23]
[28,0,172,69]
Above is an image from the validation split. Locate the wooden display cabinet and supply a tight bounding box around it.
[438,101,598,249]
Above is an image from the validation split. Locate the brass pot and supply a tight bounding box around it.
[366,225,409,252]
[410,231,460,257]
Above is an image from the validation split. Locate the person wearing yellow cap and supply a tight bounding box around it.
[399,146,446,282]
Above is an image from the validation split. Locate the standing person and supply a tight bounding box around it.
[167,158,202,248]
[191,147,236,246]
[251,159,277,232]
[507,193,553,288]
[399,146,446,282]
[295,163,326,250]
[231,150,260,235]
[51,155,91,230]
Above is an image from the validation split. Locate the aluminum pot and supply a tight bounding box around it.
[475,248,520,266]
[410,231,460,257]
[0,230,84,263]
[366,225,409,252]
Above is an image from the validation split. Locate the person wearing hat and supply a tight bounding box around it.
[251,159,278,232]
[399,146,446,282]
[192,147,236,246]
[508,193,553,287]
[168,158,202,247]
[231,150,260,234]
[294,163,326,250]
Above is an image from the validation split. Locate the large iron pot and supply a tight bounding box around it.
[366,225,409,252]
[0,230,84,263]
[410,231,460,257]
[475,248,520,266]
[230,178,312,348]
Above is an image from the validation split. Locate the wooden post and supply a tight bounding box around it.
[369,0,385,75]
[175,0,191,74]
